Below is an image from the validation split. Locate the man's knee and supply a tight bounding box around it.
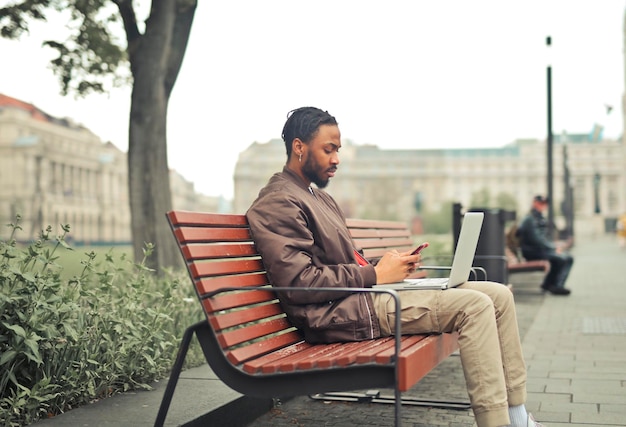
[463,291,495,320]
[463,282,507,310]
[549,254,567,266]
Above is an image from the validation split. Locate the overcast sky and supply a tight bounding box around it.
[1,0,625,199]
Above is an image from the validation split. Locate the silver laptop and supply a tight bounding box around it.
[376,212,484,290]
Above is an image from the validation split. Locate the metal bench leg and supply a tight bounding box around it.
[154,320,206,427]
[309,391,471,410]
[394,383,401,427]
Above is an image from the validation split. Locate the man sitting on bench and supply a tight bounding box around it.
[246,106,543,427]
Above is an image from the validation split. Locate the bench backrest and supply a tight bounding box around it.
[505,223,524,261]
[166,211,414,371]
[345,218,413,260]
[167,211,295,370]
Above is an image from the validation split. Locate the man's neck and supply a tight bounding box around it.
[285,163,311,188]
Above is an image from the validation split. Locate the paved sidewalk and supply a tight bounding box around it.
[521,234,626,426]
[34,233,626,426]
[34,362,272,426]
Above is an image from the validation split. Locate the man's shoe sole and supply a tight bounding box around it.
[547,287,571,295]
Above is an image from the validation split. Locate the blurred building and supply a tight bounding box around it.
[0,93,226,244]
[233,135,625,237]
[170,169,230,214]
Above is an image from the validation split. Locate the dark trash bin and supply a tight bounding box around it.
[452,204,515,284]
[605,217,617,233]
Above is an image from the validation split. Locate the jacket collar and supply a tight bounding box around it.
[282,166,312,192]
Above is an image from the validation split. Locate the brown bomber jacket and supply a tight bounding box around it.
[246,167,381,343]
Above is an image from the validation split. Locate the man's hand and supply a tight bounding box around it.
[374,250,421,284]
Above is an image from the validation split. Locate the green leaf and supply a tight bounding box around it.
[62,323,79,342]
[8,369,18,387]
[0,349,17,365]
[3,323,26,338]
[57,238,73,250]
[21,272,36,283]
[24,338,43,364]
[143,353,156,367]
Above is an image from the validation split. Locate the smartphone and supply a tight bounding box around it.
[411,242,429,255]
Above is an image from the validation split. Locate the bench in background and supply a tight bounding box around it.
[506,248,550,276]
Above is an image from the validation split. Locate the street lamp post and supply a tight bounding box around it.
[593,173,601,214]
[562,144,574,241]
[546,36,555,239]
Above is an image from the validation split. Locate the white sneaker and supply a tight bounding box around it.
[528,413,544,427]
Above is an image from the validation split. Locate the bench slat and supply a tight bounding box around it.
[196,273,269,298]
[209,301,285,331]
[182,243,258,260]
[227,330,304,365]
[168,211,249,227]
[355,336,422,363]
[217,317,294,348]
[190,259,265,278]
[260,342,347,373]
[353,237,413,249]
[373,335,427,365]
[201,288,275,316]
[320,338,398,368]
[175,226,252,243]
[346,218,409,229]
[256,339,395,374]
[350,229,411,239]
[242,341,313,374]
[301,340,387,369]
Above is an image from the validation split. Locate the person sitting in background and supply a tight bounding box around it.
[516,195,573,295]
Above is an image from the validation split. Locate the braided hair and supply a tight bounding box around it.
[281,107,338,158]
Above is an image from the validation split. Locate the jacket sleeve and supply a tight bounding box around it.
[247,192,377,305]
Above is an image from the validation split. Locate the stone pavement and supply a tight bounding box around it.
[33,361,272,426]
[33,233,626,426]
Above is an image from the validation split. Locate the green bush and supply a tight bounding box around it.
[0,216,204,426]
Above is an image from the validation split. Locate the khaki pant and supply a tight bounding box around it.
[373,281,526,427]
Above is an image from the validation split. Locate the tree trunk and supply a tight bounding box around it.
[127,0,196,273]
[128,82,180,272]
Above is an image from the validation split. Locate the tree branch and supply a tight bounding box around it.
[112,0,140,59]
[164,0,197,96]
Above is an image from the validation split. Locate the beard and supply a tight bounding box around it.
[302,156,333,189]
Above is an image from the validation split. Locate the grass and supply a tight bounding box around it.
[54,245,133,281]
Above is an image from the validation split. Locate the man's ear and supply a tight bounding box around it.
[293,138,303,157]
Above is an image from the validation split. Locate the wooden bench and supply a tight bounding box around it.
[155,211,467,427]
[506,248,550,276]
